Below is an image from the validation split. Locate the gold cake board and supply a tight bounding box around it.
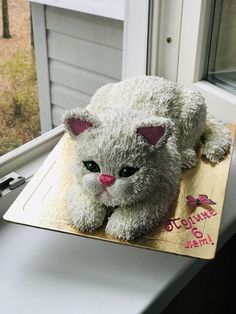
[4,125,235,259]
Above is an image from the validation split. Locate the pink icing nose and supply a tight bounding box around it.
[99,174,116,187]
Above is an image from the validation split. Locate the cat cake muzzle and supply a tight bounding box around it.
[64,76,231,240]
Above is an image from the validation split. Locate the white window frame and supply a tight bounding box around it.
[151,0,236,123]
[3,0,236,175]
[31,0,150,132]
[0,125,63,178]
[31,0,126,21]
[122,0,150,78]
[178,0,236,123]
[0,0,151,176]
[31,0,150,80]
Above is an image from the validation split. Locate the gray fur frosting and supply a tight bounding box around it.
[64,76,231,240]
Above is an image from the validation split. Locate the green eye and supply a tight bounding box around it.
[83,161,100,173]
[119,167,139,178]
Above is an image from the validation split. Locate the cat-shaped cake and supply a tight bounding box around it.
[64,76,231,240]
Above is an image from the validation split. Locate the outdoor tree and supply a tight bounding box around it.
[2,0,11,38]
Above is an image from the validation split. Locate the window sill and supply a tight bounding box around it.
[0,126,236,313]
[193,80,236,123]
[0,125,63,178]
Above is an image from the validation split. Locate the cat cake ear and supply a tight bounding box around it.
[63,109,99,138]
[136,118,173,148]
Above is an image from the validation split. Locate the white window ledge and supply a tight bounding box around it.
[30,0,125,21]
[0,129,236,313]
[193,81,236,124]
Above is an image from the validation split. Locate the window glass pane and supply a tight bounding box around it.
[0,0,40,156]
[207,0,236,94]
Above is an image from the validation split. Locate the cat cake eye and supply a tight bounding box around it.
[83,161,100,173]
[119,167,139,177]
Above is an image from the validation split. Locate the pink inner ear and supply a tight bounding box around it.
[137,126,165,145]
[68,117,93,136]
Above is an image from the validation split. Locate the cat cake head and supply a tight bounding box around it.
[64,108,173,207]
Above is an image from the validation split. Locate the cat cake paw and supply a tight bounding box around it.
[67,184,106,232]
[105,205,164,240]
[64,76,231,240]
[181,148,197,169]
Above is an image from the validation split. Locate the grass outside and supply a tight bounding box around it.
[0,0,40,156]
